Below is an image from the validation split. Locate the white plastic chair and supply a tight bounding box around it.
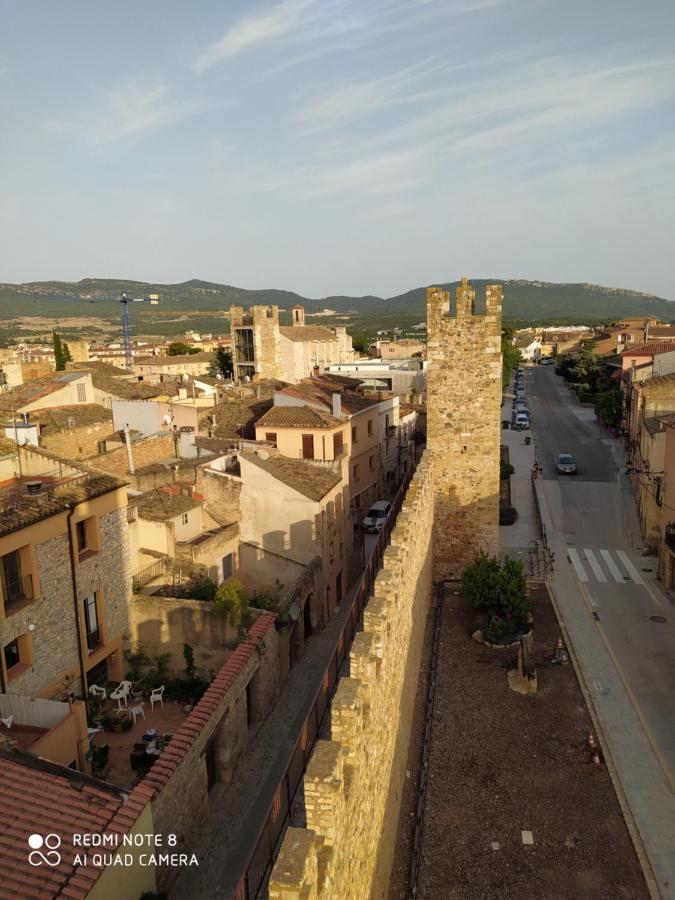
[1,715,13,729]
[150,686,165,711]
[130,703,145,725]
[89,684,107,702]
[110,680,132,709]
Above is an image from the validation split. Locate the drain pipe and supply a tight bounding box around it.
[66,504,88,698]
[407,579,445,899]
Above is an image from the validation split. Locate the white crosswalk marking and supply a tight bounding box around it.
[615,551,644,585]
[583,549,607,582]
[599,549,624,583]
[567,548,589,582]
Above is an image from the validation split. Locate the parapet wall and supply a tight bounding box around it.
[269,455,435,899]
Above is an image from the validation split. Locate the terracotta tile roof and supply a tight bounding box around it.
[621,343,675,357]
[309,373,363,389]
[278,381,378,415]
[256,405,343,429]
[0,746,126,899]
[647,326,675,338]
[24,404,112,432]
[0,372,89,416]
[0,473,125,537]
[279,325,339,343]
[241,450,341,500]
[198,397,273,439]
[128,488,202,521]
[89,372,166,399]
[66,360,130,376]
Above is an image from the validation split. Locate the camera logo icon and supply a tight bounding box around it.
[28,833,62,867]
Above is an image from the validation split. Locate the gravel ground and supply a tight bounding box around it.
[397,582,649,900]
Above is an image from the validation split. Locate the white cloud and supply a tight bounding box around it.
[193,0,316,72]
[46,82,216,144]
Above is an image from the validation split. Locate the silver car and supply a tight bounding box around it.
[556,453,577,474]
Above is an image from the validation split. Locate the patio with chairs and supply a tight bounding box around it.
[87,681,189,790]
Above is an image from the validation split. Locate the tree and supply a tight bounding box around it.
[53,330,72,371]
[167,341,200,356]
[462,552,531,642]
[501,329,522,388]
[351,334,369,354]
[208,345,234,380]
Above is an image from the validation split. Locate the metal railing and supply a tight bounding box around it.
[233,466,414,900]
[131,558,167,591]
[2,573,35,613]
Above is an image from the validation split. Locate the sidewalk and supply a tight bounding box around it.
[500,378,540,560]
[535,476,675,899]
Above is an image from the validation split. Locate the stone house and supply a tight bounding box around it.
[0,371,95,420]
[376,338,426,359]
[6,404,113,459]
[0,439,130,769]
[133,352,215,380]
[229,304,355,383]
[127,486,240,589]
[657,418,675,588]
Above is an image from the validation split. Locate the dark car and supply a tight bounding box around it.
[556,453,577,474]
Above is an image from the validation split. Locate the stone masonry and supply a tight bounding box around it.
[426,278,502,579]
[269,457,434,898]
[268,278,503,898]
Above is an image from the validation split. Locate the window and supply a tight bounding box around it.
[84,594,101,652]
[367,419,374,436]
[1,549,33,612]
[222,553,234,581]
[4,638,20,672]
[333,431,344,457]
[369,455,375,472]
[351,425,357,443]
[76,382,87,402]
[353,463,360,480]
[182,512,189,525]
[302,434,314,460]
[265,432,277,447]
[354,494,361,510]
[76,520,88,553]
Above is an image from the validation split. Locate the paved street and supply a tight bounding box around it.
[526,365,675,898]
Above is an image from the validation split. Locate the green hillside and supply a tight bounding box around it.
[0,277,671,337]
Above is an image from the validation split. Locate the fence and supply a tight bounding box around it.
[233,466,414,900]
[131,558,167,591]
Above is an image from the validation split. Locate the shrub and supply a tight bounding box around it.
[499,503,518,525]
[462,552,531,643]
[500,461,514,481]
[461,552,502,612]
[215,578,250,628]
[174,573,218,602]
[165,676,210,703]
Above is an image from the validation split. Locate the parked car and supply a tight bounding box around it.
[539,357,554,365]
[515,413,530,430]
[361,500,392,533]
[556,453,577,474]
[514,404,528,416]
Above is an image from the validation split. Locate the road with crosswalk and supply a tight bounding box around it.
[527,366,675,784]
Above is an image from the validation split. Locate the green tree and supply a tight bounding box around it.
[501,328,522,387]
[208,345,234,380]
[350,334,369,354]
[52,330,72,370]
[167,341,200,356]
[462,552,531,640]
[215,578,250,628]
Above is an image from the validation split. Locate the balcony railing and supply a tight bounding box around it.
[2,574,35,614]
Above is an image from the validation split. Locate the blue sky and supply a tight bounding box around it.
[1,0,674,298]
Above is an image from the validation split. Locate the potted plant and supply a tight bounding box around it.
[121,717,133,732]
[110,714,124,734]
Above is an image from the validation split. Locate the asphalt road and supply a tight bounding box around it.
[527,366,675,785]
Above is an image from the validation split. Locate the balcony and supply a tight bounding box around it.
[2,573,35,615]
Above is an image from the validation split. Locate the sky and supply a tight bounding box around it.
[1,0,674,299]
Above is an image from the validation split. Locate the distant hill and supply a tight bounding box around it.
[0,277,671,333]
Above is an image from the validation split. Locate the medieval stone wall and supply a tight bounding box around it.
[426,279,502,580]
[269,456,435,899]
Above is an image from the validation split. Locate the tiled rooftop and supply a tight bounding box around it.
[621,343,675,357]
[0,473,125,537]
[24,404,112,432]
[256,405,343,429]
[241,449,341,500]
[89,371,166,399]
[0,746,126,900]
[135,351,215,364]
[128,488,202,521]
[278,380,379,414]
[0,372,89,416]
[198,397,273,439]
[278,325,338,342]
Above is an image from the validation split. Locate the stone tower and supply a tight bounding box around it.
[229,304,281,381]
[426,277,503,580]
[291,304,305,326]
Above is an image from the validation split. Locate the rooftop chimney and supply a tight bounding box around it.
[332,392,342,418]
[312,364,320,377]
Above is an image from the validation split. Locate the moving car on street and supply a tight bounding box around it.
[556,453,577,474]
[361,500,392,533]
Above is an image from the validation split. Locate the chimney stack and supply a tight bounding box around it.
[332,392,342,418]
[312,364,320,377]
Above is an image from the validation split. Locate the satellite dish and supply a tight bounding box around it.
[162,414,172,426]
[182,373,189,382]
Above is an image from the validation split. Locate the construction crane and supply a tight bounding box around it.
[82,292,160,371]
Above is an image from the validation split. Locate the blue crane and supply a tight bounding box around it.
[83,292,160,371]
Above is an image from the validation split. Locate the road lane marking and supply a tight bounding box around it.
[567,548,589,582]
[583,549,607,582]
[599,549,625,583]
[616,550,644,585]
